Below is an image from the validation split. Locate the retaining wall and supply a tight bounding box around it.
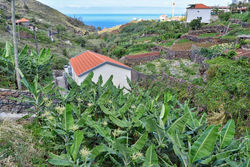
[0,88,33,113]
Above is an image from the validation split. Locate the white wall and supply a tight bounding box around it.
[187,9,212,23]
[71,63,131,89]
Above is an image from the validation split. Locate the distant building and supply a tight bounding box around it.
[211,6,230,14]
[159,15,169,21]
[232,0,238,4]
[65,50,132,89]
[16,18,30,26]
[186,4,212,23]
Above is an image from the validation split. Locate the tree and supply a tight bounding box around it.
[11,0,21,89]
[97,26,102,31]
[189,18,202,30]
[219,12,231,21]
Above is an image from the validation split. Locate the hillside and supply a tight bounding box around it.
[0,0,96,68]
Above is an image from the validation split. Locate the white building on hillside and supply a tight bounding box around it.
[65,50,132,89]
[186,4,212,23]
[159,15,169,21]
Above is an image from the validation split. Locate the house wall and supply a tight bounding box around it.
[187,9,211,23]
[72,63,131,89]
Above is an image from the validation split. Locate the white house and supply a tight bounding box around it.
[65,50,132,89]
[159,15,169,22]
[186,4,212,23]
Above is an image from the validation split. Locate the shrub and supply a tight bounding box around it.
[0,42,53,88]
[189,18,202,30]
[18,73,249,167]
[52,55,68,69]
[219,12,232,21]
[112,46,126,58]
[75,36,86,47]
[222,50,237,59]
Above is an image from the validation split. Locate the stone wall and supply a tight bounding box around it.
[131,70,203,93]
[0,88,33,113]
[122,52,161,66]
[189,25,229,36]
[181,35,229,44]
[229,19,250,28]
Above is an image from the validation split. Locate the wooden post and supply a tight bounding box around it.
[11,0,21,90]
[33,26,39,54]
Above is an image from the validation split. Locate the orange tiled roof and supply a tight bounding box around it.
[16,18,29,23]
[70,50,131,76]
[188,4,211,9]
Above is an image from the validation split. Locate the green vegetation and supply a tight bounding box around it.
[199,43,235,58]
[219,12,232,21]
[0,121,46,166]
[98,21,189,57]
[189,18,202,30]
[176,38,191,44]
[0,3,249,166]
[197,57,249,132]
[0,42,53,89]
[134,59,201,82]
[199,33,219,38]
[0,0,96,69]
[12,71,249,166]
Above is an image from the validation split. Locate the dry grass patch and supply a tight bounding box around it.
[172,41,216,51]
[0,120,45,167]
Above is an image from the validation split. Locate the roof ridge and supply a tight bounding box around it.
[86,50,107,63]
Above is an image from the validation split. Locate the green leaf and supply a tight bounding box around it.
[109,116,131,128]
[48,153,72,166]
[145,118,159,133]
[201,149,239,165]
[135,104,146,119]
[63,104,74,131]
[143,145,159,167]
[70,130,84,162]
[220,119,235,149]
[167,113,190,135]
[199,113,207,125]
[90,144,108,160]
[132,133,148,152]
[159,103,170,128]
[100,105,115,115]
[190,125,219,163]
[117,96,133,115]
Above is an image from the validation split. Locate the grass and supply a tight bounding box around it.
[199,33,219,38]
[0,121,47,166]
[160,39,175,47]
[128,50,151,55]
[176,38,190,44]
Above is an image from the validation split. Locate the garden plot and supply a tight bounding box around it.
[134,58,202,82]
[171,39,216,51]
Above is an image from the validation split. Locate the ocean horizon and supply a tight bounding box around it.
[67,14,185,29]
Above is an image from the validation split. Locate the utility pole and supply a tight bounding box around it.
[172,2,175,20]
[11,0,22,90]
[33,26,39,54]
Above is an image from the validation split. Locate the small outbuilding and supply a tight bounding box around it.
[186,4,212,23]
[16,18,30,26]
[160,15,169,22]
[65,50,132,89]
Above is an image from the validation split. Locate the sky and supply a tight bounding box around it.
[37,0,233,14]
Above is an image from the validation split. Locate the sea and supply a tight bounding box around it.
[67,14,183,29]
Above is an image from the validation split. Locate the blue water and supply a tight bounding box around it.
[67,14,182,29]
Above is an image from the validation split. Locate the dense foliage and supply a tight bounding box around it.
[197,57,249,132]
[0,42,53,88]
[96,21,189,58]
[19,72,249,167]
